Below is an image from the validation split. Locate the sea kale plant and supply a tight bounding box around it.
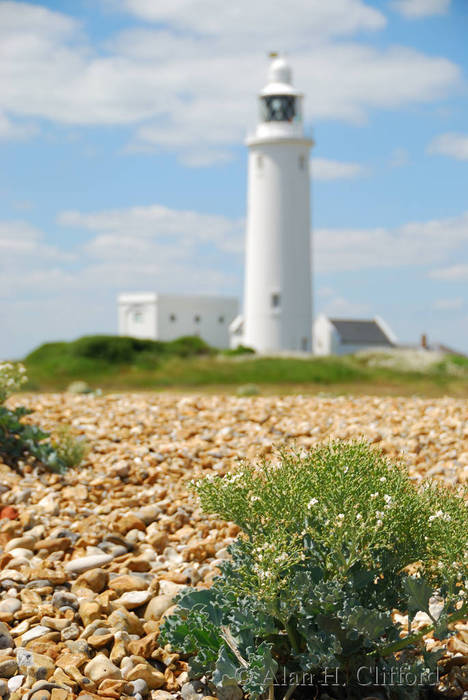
[0,362,84,474]
[160,443,468,700]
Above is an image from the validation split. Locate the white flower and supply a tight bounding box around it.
[307,498,318,509]
[383,494,392,504]
[428,510,451,523]
[376,511,385,519]
[337,513,345,519]
[380,477,387,483]
[356,513,362,521]
[376,519,383,527]
[370,492,379,499]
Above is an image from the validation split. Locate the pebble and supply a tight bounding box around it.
[7,675,24,693]
[84,654,122,683]
[127,679,149,696]
[125,663,165,689]
[0,659,18,677]
[29,692,51,700]
[0,392,465,699]
[21,625,52,643]
[64,553,113,575]
[0,598,21,614]
[0,621,14,649]
[75,568,108,593]
[144,594,176,621]
[181,681,210,700]
[108,574,148,594]
[60,622,80,641]
[116,590,152,609]
[16,648,55,680]
[51,591,78,610]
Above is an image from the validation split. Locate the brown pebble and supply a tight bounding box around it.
[35,537,72,553]
[50,690,71,700]
[107,574,148,594]
[79,601,103,627]
[75,569,109,594]
[114,514,146,535]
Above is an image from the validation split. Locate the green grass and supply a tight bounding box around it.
[20,335,468,396]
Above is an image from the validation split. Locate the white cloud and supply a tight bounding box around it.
[392,0,451,18]
[58,204,244,255]
[0,111,36,141]
[315,211,468,272]
[429,264,468,281]
[120,0,386,40]
[312,158,368,181]
[433,298,464,310]
[427,132,468,161]
[0,1,461,164]
[0,220,71,263]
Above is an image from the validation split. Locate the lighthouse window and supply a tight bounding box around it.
[218,315,225,324]
[271,292,281,309]
[257,154,263,170]
[299,154,306,170]
[261,95,296,122]
[194,315,201,323]
[169,313,177,322]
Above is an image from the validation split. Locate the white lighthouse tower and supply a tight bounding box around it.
[239,54,314,353]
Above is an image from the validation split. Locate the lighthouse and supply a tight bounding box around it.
[239,54,314,353]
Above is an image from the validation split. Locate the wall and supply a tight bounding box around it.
[313,315,334,355]
[157,295,238,349]
[118,294,157,339]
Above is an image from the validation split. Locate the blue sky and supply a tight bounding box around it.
[0,0,467,358]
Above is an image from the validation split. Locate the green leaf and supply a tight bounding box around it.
[212,645,241,687]
[404,576,434,615]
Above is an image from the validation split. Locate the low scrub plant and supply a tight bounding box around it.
[0,362,85,474]
[52,426,88,468]
[160,442,468,700]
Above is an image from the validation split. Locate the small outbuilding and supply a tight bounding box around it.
[118,293,238,349]
[313,315,397,356]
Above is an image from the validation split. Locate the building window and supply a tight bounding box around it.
[132,307,144,323]
[218,315,225,324]
[169,313,177,322]
[299,154,306,170]
[194,315,201,323]
[271,292,281,309]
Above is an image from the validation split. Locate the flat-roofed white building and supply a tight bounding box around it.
[313,315,397,356]
[118,293,238,349]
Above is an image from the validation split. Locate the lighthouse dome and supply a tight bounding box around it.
[268,56,292,85]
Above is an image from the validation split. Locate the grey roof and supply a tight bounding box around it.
[330,319,394,346]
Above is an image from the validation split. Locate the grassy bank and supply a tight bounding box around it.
[19,334,468,397]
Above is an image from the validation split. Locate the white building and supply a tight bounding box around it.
[118,293,238,349]
[313,315,397,356]
[232,54,314,353]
